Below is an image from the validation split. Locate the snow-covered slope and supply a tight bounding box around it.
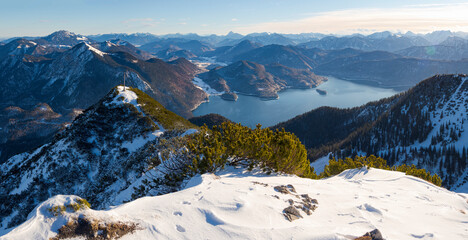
[2,167,467,239]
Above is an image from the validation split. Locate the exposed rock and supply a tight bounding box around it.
[355,229,385,240]
[301,194,318,204]
[283,206,302,222]
[286,184,296,193]
[274,185,290,194]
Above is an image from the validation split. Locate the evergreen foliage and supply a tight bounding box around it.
[130,87,196,130]
[185,122,315,178]
[320,155,442,186]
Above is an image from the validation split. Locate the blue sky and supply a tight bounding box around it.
[1,0,468,37]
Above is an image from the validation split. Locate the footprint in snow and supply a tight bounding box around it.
[176,225,186,232]
[173,211,183,216]
[358,203,383,216]
[182,201,191,205]
[411,233,434,239]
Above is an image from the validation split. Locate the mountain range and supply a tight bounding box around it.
[0,31,209,163]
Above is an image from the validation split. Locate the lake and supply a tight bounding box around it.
[192,76,400,128]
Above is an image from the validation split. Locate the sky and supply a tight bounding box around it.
[1,0,468,38]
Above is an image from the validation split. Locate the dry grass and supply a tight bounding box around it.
[50,216,139,240]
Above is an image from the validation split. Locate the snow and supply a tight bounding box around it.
[122,130,163,152]
[192,77,224,95]
[3,167,467,239]
[85,43,106,57]
[411,76,467,150]
[192,57,228,69]
[109,86,141,110]
[310,154,330,174]
[9,174,34,195]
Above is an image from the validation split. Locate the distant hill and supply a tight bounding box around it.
[140,38,214,56]
[189,113,232,129]
[232,44,316,70]
[199,60,326,99]
[205,40,263,62]
[87,33,160,46]
[397,37,468,61]
[218,32,295,46]
[299,35,430,52]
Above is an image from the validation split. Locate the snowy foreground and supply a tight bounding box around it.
[2,168,468,240]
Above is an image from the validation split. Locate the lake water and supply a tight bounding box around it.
[192,76,400,128]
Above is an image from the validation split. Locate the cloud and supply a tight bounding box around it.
[179,22,187,25]
[233,3,468,34]
[121,18,160,28]
[231,18,238,22]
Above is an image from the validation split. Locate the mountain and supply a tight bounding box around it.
[232,45,316,70]
[0,86,196,231]
[280,33,328,44]
[92,39,154,60]
[421,30,468,45]
[274,74,468,191]
[314,51,468,89]
[155,47,197,61]
[33,30,93,47]
[397,37,468,61]
[0,104,79,163]
[206,40,263,63]
[87,33,160,46]
[139,38,214,56]
[198,60,326,99]
[0,38,205,161]
[2,167,467,239]
[159,32,243,46]
[0,38,60,59]
[300,35,431,52]
[218,32,296,47]
[0,42,206,117]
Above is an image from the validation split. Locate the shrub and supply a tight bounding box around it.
[47,198,91,216]
[320,155,442,186]
[184,122,315,177]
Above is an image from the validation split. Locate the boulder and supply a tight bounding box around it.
[283,206,302,222]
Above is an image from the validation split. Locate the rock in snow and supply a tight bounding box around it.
[1,167,468,239]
